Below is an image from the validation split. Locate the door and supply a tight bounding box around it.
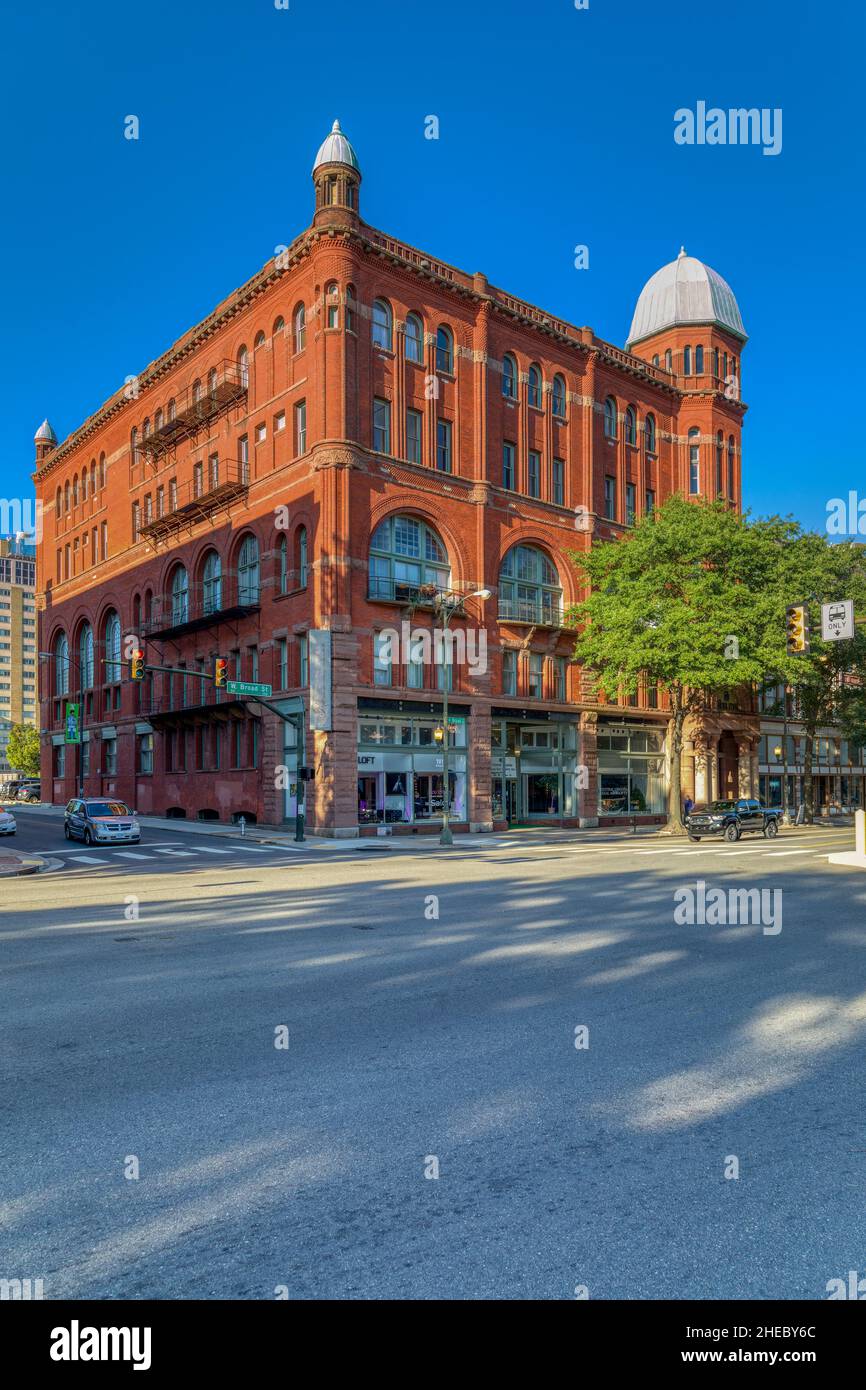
[505,778,518,823]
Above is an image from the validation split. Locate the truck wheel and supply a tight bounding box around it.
[724,822,740,843]
[764,819,778,839]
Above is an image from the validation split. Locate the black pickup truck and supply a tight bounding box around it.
[686,798,783,843]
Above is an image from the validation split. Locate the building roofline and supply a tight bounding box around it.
[36,220,706,478]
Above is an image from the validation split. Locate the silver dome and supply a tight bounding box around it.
[34,418,57,443]
[627,248,746,347]
[312,119,360,173]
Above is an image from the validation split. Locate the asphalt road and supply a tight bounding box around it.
[1,816,862,1299]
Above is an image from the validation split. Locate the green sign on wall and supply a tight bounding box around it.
[64,703,81,744]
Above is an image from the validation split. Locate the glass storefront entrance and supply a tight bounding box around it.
[357,711,466,826]
[491,719,578,821]
[597,721,666,816]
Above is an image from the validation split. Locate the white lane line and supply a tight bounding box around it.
[113,851,151,860]
[67,854,109,865]
[150,848,194,857]
[763,849,814,858]
[190,846,232,855]
[228,844,269,853]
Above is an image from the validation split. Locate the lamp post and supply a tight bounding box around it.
[425,586,491,846]
[40,648,85,798]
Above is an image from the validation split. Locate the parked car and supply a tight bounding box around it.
[686,798,783,843]
[64,799,141,845]
[15,782,41,803]
[1,778,31,802]
[0,808,16,835]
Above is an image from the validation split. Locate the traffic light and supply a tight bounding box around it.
[130,650,145,681]
[214,658,227,689]
[785,604,811,655]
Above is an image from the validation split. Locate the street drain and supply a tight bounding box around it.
[352,924,376,931]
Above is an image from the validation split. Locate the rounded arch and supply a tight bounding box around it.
[72,474,79,508]
[368,511,451,603]
[552,373,566,418]
[624,405,637,447]
[645,412,657,454]
[527,363,543,409]
[254,330,266,349]
[325,282,340,328]
[292,302,306,353]
[55,485,62,516]
[502,352,518,399]
[102,608,122,684]
[345,283,357,332]
[64,480,71,511]
[366,492,470,588]
[497,540,565,623]
[199,547,223,615]
[236,345,249,388]
[168,560,189,624]
[603,396,617,438]
[232,530,261,605]
[272,315,285,335]
[435,323,454,374]
[53,628,70,695]
[404,311,424,363]
[372,297,393,352]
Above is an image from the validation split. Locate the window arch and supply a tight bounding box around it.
[54,631,69,695]
[435,324,454,374]
[695,344,704,374]
[277,535,289,593]
[104,611,122,684]
[372,298,392,351]
[325,283,339,329]
[99,453,106,489]
[603,397,617,439]
[502,353,517,399]
[528,364,542,409]
[79,623,94,688]
[72,475,79,508]
[167,398,176,422]
[683,345,692,375]
[236,346,249,388]
[55,486,62,516]
[727,436,736,499]
[296,526,308,588]
[368,515,450,603]
[273,315,285,336]
[652,354,660,367]
[552,374,566,417]
[645,413,656,455]
[238,535,260,605]
[207,367,218,398]
[155,408,164,432]
[202,551,222,615]
[254,331,266,350]
[171,564,189,624]
[81,469,88,503]
[64,481,70,512]
[498,545,562,625]
[292,303,306,353]
[130,427,139,467]
[191,380,201,406]
[624,405,637,446]
[688,426,700,495]
[664,348,672,372]
[405,312,424,363]
[715,431,724,495]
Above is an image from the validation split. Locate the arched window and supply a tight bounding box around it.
[155,408,164,432]
[345,284,356,333]
[715,431,724,495]
[688,427,700,495]
[55,486,62,516]
[72,475,79,508]
[713,348,720,377]
[191,381,201,406]
[254,331,266,350]
[325,283,339,329]
[130,428,138,467]
[171,565,189,624]
[604,397,617,439]
[81,469,88,503]
[645,413,656,454]
[202,551,222,615]
[435,325,454,374]
[405,312,424,363]
[695,345,704,374]
[552,374,566,418]
[683,345,692,375]
[54,631,69,695]
[372,298,392,351]
[273,316,285,335]
[168,398,176,422]
[727,436,736,499]
[624,406,637,446]
[90,462,96,495]
[652,354,660,367]
[528,364,542,408]
[143,417,151,439]
[64,481,70,512]
[368,515,450,603]
[664,348,672,372]
[208,367,218,397]
[278,534,288,593]
[297,527,308,588]
[237,346,249,388]
[104,611,122,684]
[99,453,106,489]
[79,623,94,688]
[502,353,517,399]
[238,535,260,605]
[292,303,306,353]
[498,545,562,625]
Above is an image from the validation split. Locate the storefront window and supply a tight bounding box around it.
[357,715,466,824]
[597,723,666,815]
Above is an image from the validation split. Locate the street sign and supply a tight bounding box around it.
[821,600,855,641]
[226,680,273,698]
[64,703,81,744]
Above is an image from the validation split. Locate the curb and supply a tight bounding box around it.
[0,856,48,878]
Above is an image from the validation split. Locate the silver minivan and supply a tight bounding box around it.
[64,799,141,845]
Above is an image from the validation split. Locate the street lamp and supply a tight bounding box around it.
[40,648,86,798]
[426,586,491,846]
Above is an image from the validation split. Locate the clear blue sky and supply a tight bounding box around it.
[2,0,861,533]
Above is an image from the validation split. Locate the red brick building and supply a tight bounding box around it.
[35,120,753,834]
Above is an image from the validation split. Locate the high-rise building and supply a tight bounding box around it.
[0,535,38,772]
[33,122,754,831]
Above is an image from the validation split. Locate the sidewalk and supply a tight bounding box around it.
[0,849,46,877]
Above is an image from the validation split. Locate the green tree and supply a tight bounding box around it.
[568,498,795,834]
[6,722,40,776]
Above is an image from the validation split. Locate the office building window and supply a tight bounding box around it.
[436,419,452,473]
[406,408,423,465]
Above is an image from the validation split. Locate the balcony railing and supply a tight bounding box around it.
[135,361,248,460]
[138,460,248,543]
[367,576,439,606]
[498,598,568,627]
[141,575,261,640]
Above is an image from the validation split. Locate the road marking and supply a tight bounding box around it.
[150,848,194,857]
[70,854,110,865]
[191,846,232,854]
[113,851,151,860]
[228,844,269,853]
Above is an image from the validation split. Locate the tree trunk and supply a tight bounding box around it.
[664,695,687,836]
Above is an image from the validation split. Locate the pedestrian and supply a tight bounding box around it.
[683,795,694,819]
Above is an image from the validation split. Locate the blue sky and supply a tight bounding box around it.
[2,0,860,533]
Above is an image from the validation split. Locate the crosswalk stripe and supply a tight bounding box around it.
[150,848,194,857]
[228,844,268,852]
[190,846,232,854]
[71,854,109,865]
[763,849,814,857]
[113,851,150,860]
